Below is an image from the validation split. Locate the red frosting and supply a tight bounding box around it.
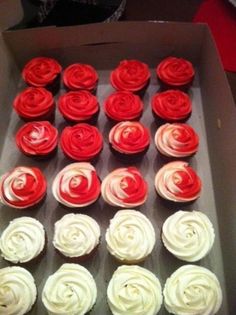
[151,90,192,121]
[13,87,54,119]
[110,60,150,92]
[63,63,98,91]
[156,57,195,86]
[109,121,150,154]
[60,123,103,161]
[174,167,201,199]
[15,121,58,156]
[0,166,47,209]
[104,91,143,121]
[22,57,62,87]
[58,90,99,122]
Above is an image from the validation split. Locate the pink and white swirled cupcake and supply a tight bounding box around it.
[52,163,100,208]
[101,167,148,208]
[0,166,47,209]
[155,161,201,203]
[155,123,199,158]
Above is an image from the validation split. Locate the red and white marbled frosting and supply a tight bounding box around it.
[52,163,100,208]
[155,161,201,202]
[101,167,148,207]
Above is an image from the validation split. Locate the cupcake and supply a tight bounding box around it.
[60,123,103,162]
[101,167,148,208]
[0,266,37,315]
[22,56,62,94]
[0,166,47,209]
[0,216,46,264]
[107,265,163,315]
[156,56,195,91]
[151,90,192,122]
[13,87,55,122]
[53,213,100,261]
[154,161,201,202]
[58,90,99,124]
[105,209,155,264]
[42,263,97,315]
[162,210,215,262]
[110,59,150,96]
[104,90,143,122]
[15,121,58,158]
[109,121,150,161]
[63,63,98,93]
[163,265,222,315]
[52,163,101,208]
[155,123,199,158]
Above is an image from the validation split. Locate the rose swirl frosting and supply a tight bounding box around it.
[155,161,201,202]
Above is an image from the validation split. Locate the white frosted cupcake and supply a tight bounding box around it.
[0,216,45,264]
[162,210,215,262]
[42,263,97,315]
[53,213,100,262]
[107,265,163,315]
[106,209,156,263]
[163,265,222,315]
[0,266,37,315]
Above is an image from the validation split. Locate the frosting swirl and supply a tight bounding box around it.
[151,90,192,121]
[63,63,98,91]
[0,216,45,263]
[0,166,47,209]
[53,213,100,257]
[155,123,199,157]
[106,209,155,263]
[42,263,97,315]
[107,265,163,315]
[0,266,37,315]
[155,161,201,202]
[22,57,62,87]
[58,90,99,122]
[13,87,54,119]
[15,121,58,156]
[52,163,100,208]
[163,265,222,315]
[104,91,143,121]
[60,123,103,161]
[162,210,215,262]
[101,167,148,207]
[157,56,195,86]
[110,60,150,92]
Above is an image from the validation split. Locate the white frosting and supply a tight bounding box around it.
[0,216,45,263]
[162,210,215,262]
[53,213,100,258]
[106,209,155,262]
[163,265,222,315]
[107,265,163,315]
[0,266,37,315]
[42,263,97,315]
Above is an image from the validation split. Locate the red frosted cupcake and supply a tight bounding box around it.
[52,163,100,208]
[104,91,143,122]
[22,57,62,94]
[15,121,58,158]
[13,87,55,122]
[60,123,103,162]
[109,121,150,161]
[0,166,47,209]
[154,161,201,203]
[151,90,192,123]
[110,60,150,96]
[155,123,199,158]
[63,63,98,93]
[58,90,99,124]
[156,57,195,91]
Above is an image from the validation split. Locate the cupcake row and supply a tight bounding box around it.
[0,263,222,315]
